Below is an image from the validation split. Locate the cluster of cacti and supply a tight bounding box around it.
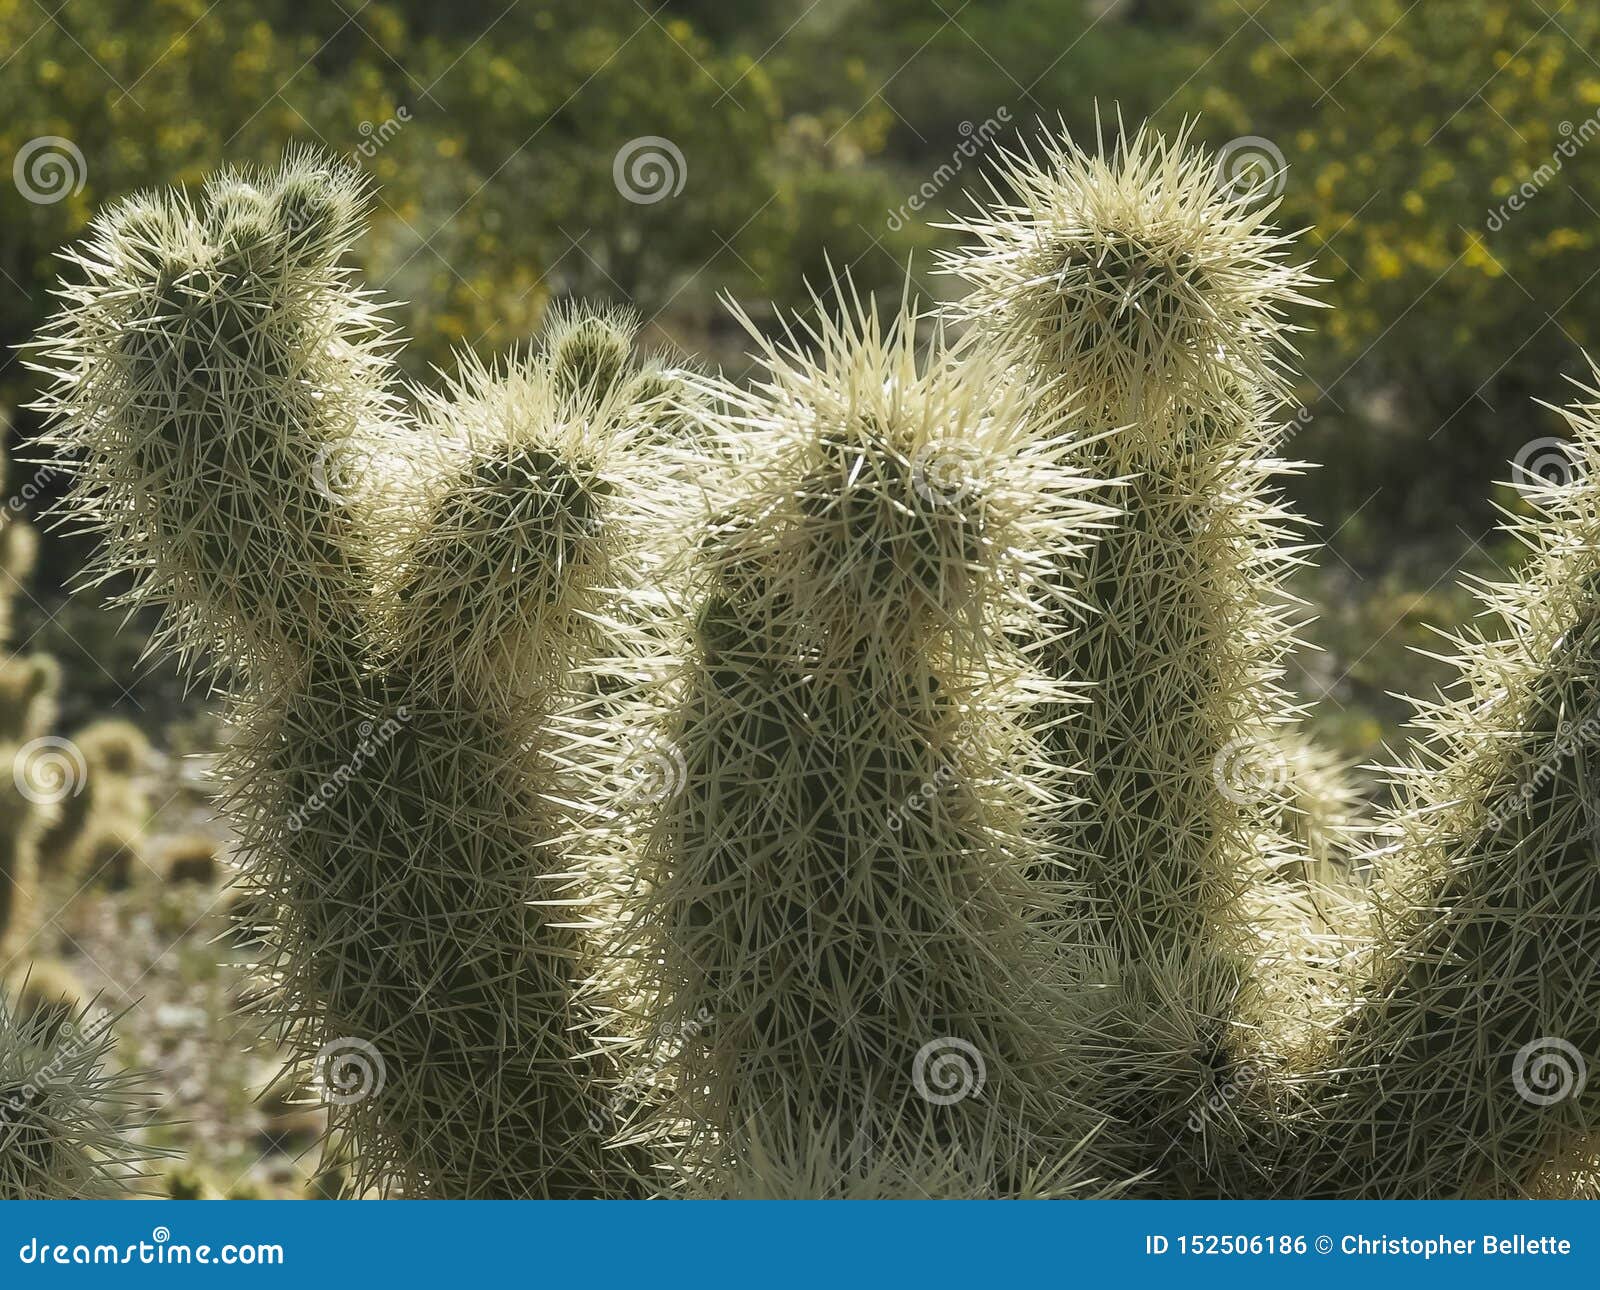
[27,126,1600,1198]
[1,446,156,959]
[0,446,163,1196]
[1,653,154,969]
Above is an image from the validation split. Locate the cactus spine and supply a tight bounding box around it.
[1278,381,1600,1196]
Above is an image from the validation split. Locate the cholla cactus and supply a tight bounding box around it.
[943,120,1600,1198]
[5,957,86,1034]
[29,125,1600,1201]
[32,151,683,1198]
[945,119,1312,423]
[0,658,58,755]
[37,155,392,686]
[0,460,39,648]
[0,665,62,965]
[1275,380,1600,1197]
[943,122,1320,1185]
[36,718,152,884]
[606,293,1117,1196]
[0,485,155,1193]
[0,758,46,965]
[0,994,158,1198]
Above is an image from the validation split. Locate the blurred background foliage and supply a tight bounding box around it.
[3,0,1598,759]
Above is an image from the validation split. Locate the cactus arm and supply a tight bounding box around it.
[34,159,673,1197]
[941,123,1319,1188]
[1283,386,1600,1197]
[616,294,1117,1195]
[30,149,394,686]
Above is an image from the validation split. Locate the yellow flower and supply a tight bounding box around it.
[1370,243,1405,279]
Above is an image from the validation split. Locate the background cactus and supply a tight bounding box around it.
[0,469,39,650]
[36,719,153,887]
[0,453,62,972]
[5,957,86,1035]
[0,766,47,967]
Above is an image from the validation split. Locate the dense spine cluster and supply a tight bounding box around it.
[0,994,158,1198]
[1278,384,1600,1197]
